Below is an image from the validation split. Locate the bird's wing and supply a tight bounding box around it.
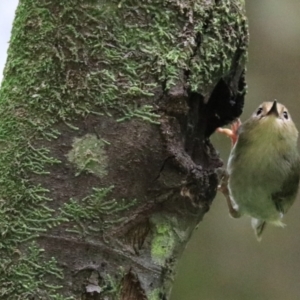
[272,158,300,214]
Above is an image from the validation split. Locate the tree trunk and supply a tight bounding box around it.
[0,0,248,299]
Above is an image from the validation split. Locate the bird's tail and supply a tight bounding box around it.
[251,218,286,241]
[251,218,266,241]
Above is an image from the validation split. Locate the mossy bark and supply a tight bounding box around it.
[0,0,248,299]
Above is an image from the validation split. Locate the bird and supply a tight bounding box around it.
[218,100,300,240]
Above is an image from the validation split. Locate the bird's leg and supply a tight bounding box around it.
[218,172,241,218]
[217,119,241,217]
[217,118,241,147]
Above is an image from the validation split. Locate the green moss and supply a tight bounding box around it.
[116,105,160,124]
[100,271,124,299]
[148,288,161,300]
[67,134,108,177]
[151,215,176,266]
[3,0,247,123]
[189,0,248,94]
[59,187,137,237]
[0,242,73,299]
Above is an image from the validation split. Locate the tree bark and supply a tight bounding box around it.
[0,0,248,299]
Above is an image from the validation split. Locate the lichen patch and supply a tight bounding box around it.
[67,134,108,177]
[151,215,176,266]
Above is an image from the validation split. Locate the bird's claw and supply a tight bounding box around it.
[216,118,241,146]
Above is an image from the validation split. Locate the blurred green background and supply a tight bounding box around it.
[171,1,300,299]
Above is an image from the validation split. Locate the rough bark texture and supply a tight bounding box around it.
[0,0,248,299]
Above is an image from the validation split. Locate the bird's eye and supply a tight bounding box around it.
[283,111,289,119]
[256,107,263,115]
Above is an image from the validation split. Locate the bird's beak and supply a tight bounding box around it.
[266,100,279,117]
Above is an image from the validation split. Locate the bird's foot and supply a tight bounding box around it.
[216,118,242,147]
